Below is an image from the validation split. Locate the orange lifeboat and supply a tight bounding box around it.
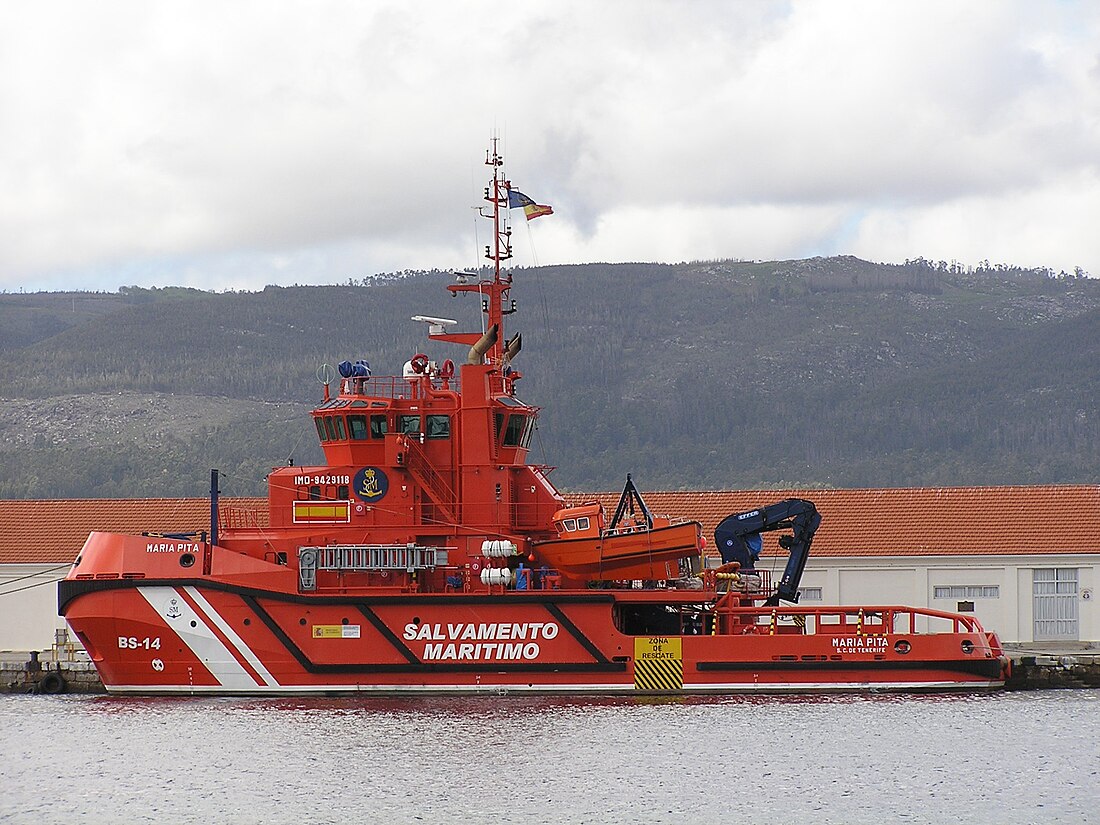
[533,479,703,581]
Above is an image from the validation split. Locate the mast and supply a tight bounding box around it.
[428,137,521,385]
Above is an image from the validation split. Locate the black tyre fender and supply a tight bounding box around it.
[37,672,67,695]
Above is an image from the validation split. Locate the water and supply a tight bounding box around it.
[1,691,1097,824]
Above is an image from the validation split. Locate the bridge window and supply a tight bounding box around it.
[332,416,347,440]
[503,414,529,447]
[370,414,388,439]
[426,415,450,439]
[314,418,327,442]
[399,415,420,435]
[348,415,369,440]
[323,417,336,441]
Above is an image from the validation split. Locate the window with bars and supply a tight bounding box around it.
[933,585,1000,599]
[799,587,823,601]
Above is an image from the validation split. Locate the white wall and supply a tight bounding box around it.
[801,555,1098,643]
[0,565,70,652]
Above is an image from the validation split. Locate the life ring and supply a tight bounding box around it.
[410,353,429,374]
[438,359,455,379]
[37,672,67,695]
[716,561,741,574]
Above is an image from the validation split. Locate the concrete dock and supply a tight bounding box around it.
[1002,642,1100,690]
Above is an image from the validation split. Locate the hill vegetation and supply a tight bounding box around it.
[1,256,1098,498]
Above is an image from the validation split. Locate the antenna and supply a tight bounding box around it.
[411,315,458,336]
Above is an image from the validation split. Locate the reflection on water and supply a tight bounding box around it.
[2,691,1098,824]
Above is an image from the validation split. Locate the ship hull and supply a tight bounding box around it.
[60,576,1007,696]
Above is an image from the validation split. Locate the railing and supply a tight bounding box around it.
[399,436,457,524]
[219,505,266,529]
[705,601,987,637]
[335,375,460,401]
[605,517,695,538]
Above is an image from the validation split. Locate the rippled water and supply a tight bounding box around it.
[1,690,1098,824]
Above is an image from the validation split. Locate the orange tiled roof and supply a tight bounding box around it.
[0,497,265,565]
[1,486,1098,565]
[563,485,1100,559]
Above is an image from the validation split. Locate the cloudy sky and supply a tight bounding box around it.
[2,1,1098,293]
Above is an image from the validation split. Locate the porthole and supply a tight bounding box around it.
[179,553,196,568]
[894,639,911,655]
[961,640,974,655]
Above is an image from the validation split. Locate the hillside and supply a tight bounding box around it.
[1,257,1098,498]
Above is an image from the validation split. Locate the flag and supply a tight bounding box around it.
[507,189,554,221]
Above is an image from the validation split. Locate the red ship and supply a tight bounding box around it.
[58,142,1009,695]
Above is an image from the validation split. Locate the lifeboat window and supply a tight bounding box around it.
[323,417,337,441]
[577,517,590,531]
[426,415,450,439]
[309,485,320,500]
[399,415,420,435]
[314,418,327,442]
[562,518,577,532]
[503,414,527,447]
[333,416,347,440]
[370,414,388,438]
[348,415,369,441]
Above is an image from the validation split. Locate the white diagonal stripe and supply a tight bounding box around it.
[137,586,259,690]
[183,586,278,686]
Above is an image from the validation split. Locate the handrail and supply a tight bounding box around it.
[219,505,265,529]
[334,375,461,401]
[399,436,457,523]
[708,601,986,634]
[604,517,695,538]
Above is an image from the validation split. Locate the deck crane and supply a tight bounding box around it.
[713,499,821,605]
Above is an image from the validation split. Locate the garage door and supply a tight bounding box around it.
[1033,568,1078,641]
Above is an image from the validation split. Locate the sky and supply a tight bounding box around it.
[2,1,1098,293]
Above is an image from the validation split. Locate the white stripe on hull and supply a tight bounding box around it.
[137,586,265,690]
[182,586,278,687]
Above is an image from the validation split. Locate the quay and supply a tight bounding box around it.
[1002,642,1100,690]
[3,638,1098,695]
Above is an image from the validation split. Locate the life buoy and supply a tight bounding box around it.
[715,561,741,574]
[37,672,67,695]
[439,359,455,379]
[410,353,429,374]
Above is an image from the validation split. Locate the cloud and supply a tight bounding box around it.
[1,0,1097,292]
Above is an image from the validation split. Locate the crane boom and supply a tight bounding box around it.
[713,499,821,605]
